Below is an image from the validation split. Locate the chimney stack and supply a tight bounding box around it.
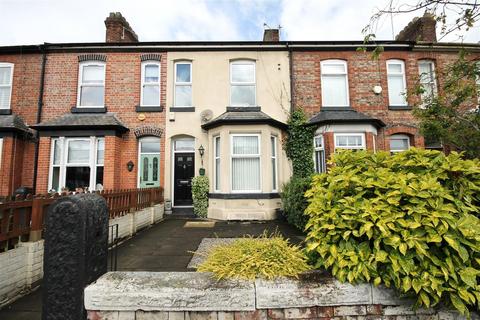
[263,29,280,42]
[395,12,437,42]
[104,12,138,43]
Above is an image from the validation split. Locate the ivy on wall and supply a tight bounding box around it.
[284,109,316,178]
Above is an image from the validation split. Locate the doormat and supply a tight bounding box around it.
[187,238,239,269]
[184,221,216,228]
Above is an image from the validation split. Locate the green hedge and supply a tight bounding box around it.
[192,176,209,218]
[281,176,312,230]
[304,149,480,316]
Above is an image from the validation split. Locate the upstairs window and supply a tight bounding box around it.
[77,62,105,107]
[387,60,407,106]
[321,60,349,107]
[174,62,192,107]
[314,135,326,173]
[141,61,160,106]
[231,134,260,192]
[389,134,410,153]
[334,133,365,150]
[418,60,437,103]
[230,60,256,107]
[0,63,13,109]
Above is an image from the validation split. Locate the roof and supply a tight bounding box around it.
[31,113,129,133]
[201,107,287,130]
[308,108,386,128]
[0,114,32,134]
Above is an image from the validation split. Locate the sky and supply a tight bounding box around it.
[0,0,478,46]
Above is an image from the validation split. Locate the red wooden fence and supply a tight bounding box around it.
[0,187,164,252]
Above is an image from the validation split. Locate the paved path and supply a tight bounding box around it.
[0,217,303,319]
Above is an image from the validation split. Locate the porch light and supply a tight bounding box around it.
[127,161,134,172]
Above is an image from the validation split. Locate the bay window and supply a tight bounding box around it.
[231,134,260,192]
[334,133,365,150]
[0,63,13,109]
[77,61,105,107]
[418,60,437,103]
[389,134,410,153]
[230,60,256,107]
[141,61,160,106]
[174,62,192,107]
[314,135,326,173]
[271,136,278,191]
[49,137,104,192]
[321,60,349,107]
[387,59,407,106]
[214,136,220,192]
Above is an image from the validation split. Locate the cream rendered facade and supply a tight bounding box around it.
[164,50,291,220]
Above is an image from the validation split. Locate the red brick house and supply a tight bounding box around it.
[0,13,478,218]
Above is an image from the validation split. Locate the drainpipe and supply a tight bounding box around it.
[286,41,294,113]
[32,44,47,194]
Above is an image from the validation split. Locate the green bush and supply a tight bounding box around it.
[304,148,480,316]
[197,233,311,280]
[281,176,312,230]
[191,176,209,218]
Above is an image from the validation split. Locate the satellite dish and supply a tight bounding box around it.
[200,109,214,123]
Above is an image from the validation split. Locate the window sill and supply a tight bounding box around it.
[71,106,108,113]
[0,109,12,115]
[388,105,412,110]
[209,192,280,199]
[226,106,261,112]
[136,106,164,113]
[169,107,195,112]
[320,106,354,111]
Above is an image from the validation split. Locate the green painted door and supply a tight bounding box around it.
[139,154,160,188]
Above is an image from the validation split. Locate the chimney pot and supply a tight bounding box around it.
[104,12,138,43]
[395,12,437,42]
[263,29,280,42]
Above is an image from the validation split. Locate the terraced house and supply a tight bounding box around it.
[0,13,478,219]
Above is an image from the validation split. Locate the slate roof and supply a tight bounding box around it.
[201,108,287,130]
[31,113,129,133]
[0,114,32,134]
[308,108,385,128]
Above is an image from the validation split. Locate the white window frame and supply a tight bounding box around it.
[334,133,366,150]
[320,59,349,107]
[230,133,261,193]
[389,134,411,153]
[418,60,437,104]
[77,61,106,108]
[386,59,408,106]
[214,136,221,192]
[0,62,14,110]
[230,60,256,107]
[140,61,161,106]
[476,61,480,105]
[48,136,105,192]
[313,135,326,173]
[271,135,278,192]
[174,62,192,107]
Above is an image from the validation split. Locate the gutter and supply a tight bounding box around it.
[32,44,47,194]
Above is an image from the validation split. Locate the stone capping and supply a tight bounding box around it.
[84,271,418,312]
[78,54,107,62]
[140,54,162,62]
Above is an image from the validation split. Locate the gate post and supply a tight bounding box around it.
[42,193,109,320]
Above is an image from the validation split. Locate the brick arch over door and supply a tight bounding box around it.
[133,125,164,138]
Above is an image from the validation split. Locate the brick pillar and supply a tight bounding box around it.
[323,132,335,164]
[103,136,121,190]
[36,136,51,194]
[0,137,15,196]
[365,132,375,151]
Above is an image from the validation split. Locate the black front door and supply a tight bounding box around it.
[174,152,194,206]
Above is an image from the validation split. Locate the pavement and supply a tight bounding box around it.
[0,216,304,319]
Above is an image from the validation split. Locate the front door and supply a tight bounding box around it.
[174,152,194,206]
[139,154,160,188]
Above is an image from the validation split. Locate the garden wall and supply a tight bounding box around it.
[85,271,474,320]
[0,203,164,308]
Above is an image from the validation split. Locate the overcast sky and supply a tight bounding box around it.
[0,0,478,46]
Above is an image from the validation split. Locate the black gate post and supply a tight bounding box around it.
[42,193,109,320]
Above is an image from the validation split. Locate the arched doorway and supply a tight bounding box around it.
[138,137,161,188]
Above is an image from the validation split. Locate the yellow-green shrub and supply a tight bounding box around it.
[304,149,480,316]
[197,233,311,280]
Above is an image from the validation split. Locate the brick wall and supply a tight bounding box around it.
[37,52,167,192]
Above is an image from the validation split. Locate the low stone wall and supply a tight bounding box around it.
[0,203,164,308]
[0,240,44,307]
[85,271,473,320]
